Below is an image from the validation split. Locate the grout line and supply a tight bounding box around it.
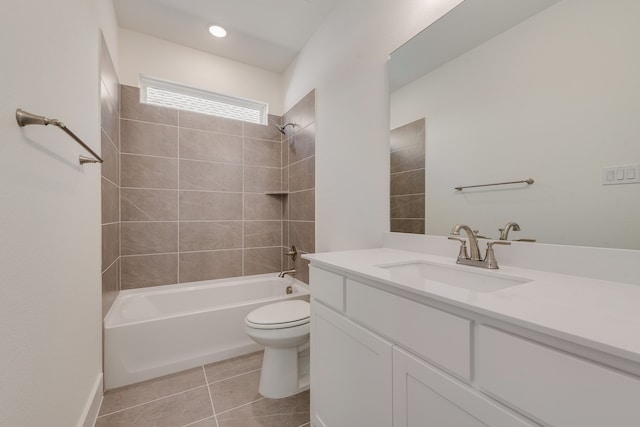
[101,257,119,275]
[177,120,181,285]
[206,368,263,386]
[287,154,315,169]
[102,175,118,188]
[242,122,245,276]
[120,117,180,129]
[202,366,220,427]
[390,167,426,176]
[120,246,284,258]
[97,384,209,418]
[391,193,426,198]
[214,396,265,417]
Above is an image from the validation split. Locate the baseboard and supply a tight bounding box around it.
[78,372,103,427]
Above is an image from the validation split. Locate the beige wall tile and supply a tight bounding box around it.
[121,222,178,255]
[390,194,425,220]
[288,156,314,192]
[390,118,425,152]
[179,250,242,283]
[243,221,282,248]
[179,128,243,164]
[390,169,425,196]
[244,114,282,141]
[102,178,119,224]
[288,123,315,165]
[101,130,119,184]
[244,138,281,167]
[121,120,178,157]
[121,85,178,125]
[121,254,178,289]
[101,81,120,149]
[244,194,282,220]
[179,222,242,252]
[283,89,315,132]
[121,154,179,189]
[121,189,178,221]
[179,110,243,135]
[101,260,119,319]
[244,247,282,275]
[289,221,314,254]
[179,160,243,192]
[102,223,119,271]
[95,386,212,427]
[390,145,425,174]
[292,253,311,284]
[390,219,425,234]
[244,166,281,193]
[288,189,314,221]
[180,191,243,220]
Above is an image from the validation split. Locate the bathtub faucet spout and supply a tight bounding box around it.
[278,269,296,278]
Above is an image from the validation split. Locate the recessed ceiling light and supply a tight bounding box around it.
[208,25,227,38]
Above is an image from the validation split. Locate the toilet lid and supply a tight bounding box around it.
[246,300,310,328]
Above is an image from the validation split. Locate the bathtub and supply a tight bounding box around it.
[104,273,309,390]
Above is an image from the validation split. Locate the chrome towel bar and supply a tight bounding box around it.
[15,108,103,164]
[455,178,534,191]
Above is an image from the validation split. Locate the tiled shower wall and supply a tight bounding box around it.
[390,118,426,234]
[100,35,121,318]
[119,86,315,288]
[282,90,315,283]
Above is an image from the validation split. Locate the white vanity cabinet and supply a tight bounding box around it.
[308,264,640,427]
[310,267,393,427]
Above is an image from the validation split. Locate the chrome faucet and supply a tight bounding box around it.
[449,224,511,269]
[450,224,482,261]
[499,222,521,240]
[278,269,296,278]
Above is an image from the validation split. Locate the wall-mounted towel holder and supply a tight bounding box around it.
[455,178,534,191]
[15,108,103,165]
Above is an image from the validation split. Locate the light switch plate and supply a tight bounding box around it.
[602,164,640,185]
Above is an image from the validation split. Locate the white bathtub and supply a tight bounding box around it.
[104,273,309,390]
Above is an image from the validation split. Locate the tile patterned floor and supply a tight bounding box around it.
[96,351,310,427]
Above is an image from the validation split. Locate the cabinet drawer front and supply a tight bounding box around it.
[477,326,640,427]
[347,279,471,380]
[394,348,536,427]
[310,266,345,311]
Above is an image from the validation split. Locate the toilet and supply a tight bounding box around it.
[245,299,311,399]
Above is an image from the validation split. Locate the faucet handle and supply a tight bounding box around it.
[448,237,469,260]
[483,240,511,269]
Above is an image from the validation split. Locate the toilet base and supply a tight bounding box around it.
[258,344,310,399]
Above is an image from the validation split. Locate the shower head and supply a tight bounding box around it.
[274,122,296,135]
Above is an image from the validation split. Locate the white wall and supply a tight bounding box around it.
[391,0,640,249]
[119,29,285,115]
[0,0,117,425]
[283,0,464,252]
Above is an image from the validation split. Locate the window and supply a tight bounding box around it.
[139,75,268,125]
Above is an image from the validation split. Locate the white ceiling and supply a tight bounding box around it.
[113,0,342,73]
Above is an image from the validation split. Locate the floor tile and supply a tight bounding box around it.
[100,367,206,415]
[184,416,219,427]
[204,352,263,384]
[216,391,310,427]
[208,370,262,414]
[96,386,213,427]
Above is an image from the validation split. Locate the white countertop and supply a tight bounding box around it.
[305,248,640,364]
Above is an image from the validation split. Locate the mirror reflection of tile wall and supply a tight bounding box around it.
[390,118,425,234]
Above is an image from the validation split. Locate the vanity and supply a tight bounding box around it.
[304,234,640,427]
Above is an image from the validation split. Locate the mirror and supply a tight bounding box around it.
[389,0,640,250]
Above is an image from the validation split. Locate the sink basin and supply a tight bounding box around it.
[377,261,530,292]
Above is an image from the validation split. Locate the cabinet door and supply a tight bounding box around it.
[394,347,537,427]
[311,300,392,427]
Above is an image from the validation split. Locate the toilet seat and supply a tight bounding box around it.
[246,300,310,330]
